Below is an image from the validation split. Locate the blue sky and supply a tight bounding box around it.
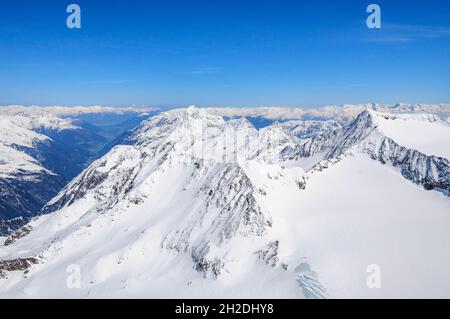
[0,0,449,107]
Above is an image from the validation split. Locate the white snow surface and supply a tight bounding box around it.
[0,116,49,147]
[273,154,450,298]
[0,116,52,178]
[0,144,48,179]
[1,107,449,298]
[0,111,86,178]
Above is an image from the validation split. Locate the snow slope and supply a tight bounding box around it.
[270,154,450,298]
[0,114,79,177]
[0,107,449,298]
[0,144,49,179]
[0,117,50,178]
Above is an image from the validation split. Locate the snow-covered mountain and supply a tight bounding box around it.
[282,110,450,194]
[0,108,153,235]
[281,119,343,139]
[0,115,66,234]
[0,106,449,298]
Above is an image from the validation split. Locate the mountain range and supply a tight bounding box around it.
[0,107,154,234]
[0,104,449,298]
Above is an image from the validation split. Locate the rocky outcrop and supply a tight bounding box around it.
[255,241,280,267]
[0,171,64,236]
[283,110,450,195]
[358,132,450,195]
[163,163,269,277]
[3,225,33,246]
[0,257,38,279]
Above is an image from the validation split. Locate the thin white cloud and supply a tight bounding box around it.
[0,105,155,116]
[309,83,368,90]
[386,24,450,38]
[77,80,131,85]
[183,67,222,75]
[364,23,450,43]
[204,103,450,121]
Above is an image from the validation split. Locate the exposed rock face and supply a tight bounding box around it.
[282,119,343,139]
[358,133,450,195]
[256,241,280,267]
[283,110,450,195]
[192,255,225,279]
[0,258,38,279]
[163,163,268,275]
[163,164,267,250]
[3,225,33,246]
[0,171,64,234]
